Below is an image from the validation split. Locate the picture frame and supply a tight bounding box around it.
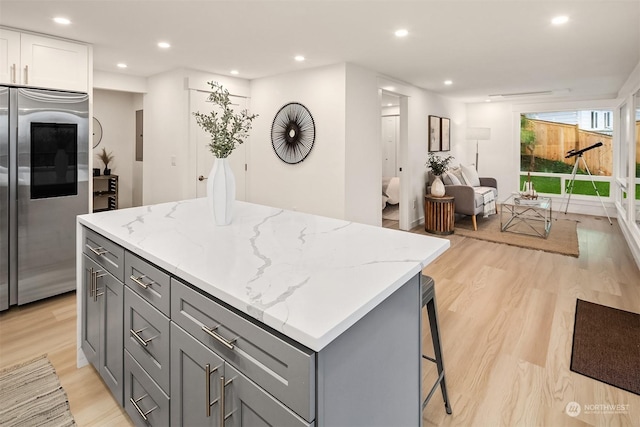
[440,117,450,151]
[428,115,441,151]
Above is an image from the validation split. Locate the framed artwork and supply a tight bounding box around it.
[440,117,450,151]
[428,115,441,151]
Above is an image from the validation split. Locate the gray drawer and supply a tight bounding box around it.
[124,287,170,395]
[171,278,315,423]
[125,251,170,316]
[124,351,170,427]
[83,227,124,281]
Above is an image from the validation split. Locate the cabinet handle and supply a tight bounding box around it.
[11,64,16,83]
[88,245,108,256]
[205,363,221,417]
[89,268,95,298]
[221,376,234,424]
[130,328,155,347]
[201,325,237,350]
[198,175,207,181]
[130,394,157,422]
[129,274,153,289]
[93,270,105,302]
[24,65,28,85]
[219,376,225,426]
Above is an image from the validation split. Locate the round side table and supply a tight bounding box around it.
[424,195,455,235]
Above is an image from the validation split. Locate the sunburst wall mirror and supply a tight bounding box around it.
[271,102,315,164]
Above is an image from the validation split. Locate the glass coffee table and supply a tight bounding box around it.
[500,193,552,238]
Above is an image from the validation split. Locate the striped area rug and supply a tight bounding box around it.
[0,355,76,426]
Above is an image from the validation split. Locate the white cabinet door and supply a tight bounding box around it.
[0,29,20,85]
[20,33,88,92]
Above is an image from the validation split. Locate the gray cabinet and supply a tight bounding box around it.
[124,351,170,427]
[124,287,171,394]
[171,323,311,427]
[81,254,124,405]
[171,279,315,422]
[170,323,224,427]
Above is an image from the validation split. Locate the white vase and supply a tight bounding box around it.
[207,158,235,225]
[431,175,446,197]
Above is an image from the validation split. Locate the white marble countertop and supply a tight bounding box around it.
[78,198,449,351]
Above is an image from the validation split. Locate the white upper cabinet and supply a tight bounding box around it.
[0,28,89,92]
[0,29,20,84]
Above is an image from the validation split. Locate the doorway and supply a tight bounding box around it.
[381,92,401,229]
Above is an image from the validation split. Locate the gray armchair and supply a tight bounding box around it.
[427,173,498,231]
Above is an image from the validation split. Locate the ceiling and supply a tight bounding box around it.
[1,0,638,103]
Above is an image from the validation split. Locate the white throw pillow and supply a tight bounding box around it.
[448,167,467,185]
[445,171,461,185]
[460,164,481,187]
[441,172,453,185]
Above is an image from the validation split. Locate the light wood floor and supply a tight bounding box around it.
[419,213,640,426]
[0,292,131,426]
[0,213,638,426]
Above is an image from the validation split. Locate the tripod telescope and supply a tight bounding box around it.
[558,142,612,224]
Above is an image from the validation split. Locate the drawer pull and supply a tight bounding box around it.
[130,274,153,289]
[202,325,237,350]
[89,245,108,256]
[130,394,157,421]
[130,328,155,347]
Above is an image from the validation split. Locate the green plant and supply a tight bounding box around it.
[194,82,258,158]
[426,153,454,176]
[97,147,113,168]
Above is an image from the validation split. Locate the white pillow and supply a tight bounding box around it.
[444,171,461,185]
[460,164,481,187]
[448,166,467,185]
[441,172,453,185]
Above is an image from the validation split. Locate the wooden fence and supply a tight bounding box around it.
[521,118,613,175]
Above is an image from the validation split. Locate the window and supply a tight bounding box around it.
[520,110,613,197]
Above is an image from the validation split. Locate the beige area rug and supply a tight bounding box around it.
[455,212,579,257]
[0,355,76,426]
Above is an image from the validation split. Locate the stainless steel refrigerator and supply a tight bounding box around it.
[1,86,89,311]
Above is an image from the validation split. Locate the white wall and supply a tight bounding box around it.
[466,102,516,197]
[132,94,143,207]
[345,64,381,225]
[405,86,468,227]
[249,64,347,218]
[142,68,251,205]
[92,89,137,208]
[143,69,188,205]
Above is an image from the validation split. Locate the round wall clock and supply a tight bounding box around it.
[92,117,103,149]
[271,102,315,164]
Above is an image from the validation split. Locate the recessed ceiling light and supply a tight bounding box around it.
[294,55,305,62]
[157,42,171,49]
[551,15,569,25]
[387,103,393,107]
[485,99,492,103]
[444,80,453,85]
[230,70,239,75]
[394,29,409,38]
[53,17,71,25]
[117,63,127,69]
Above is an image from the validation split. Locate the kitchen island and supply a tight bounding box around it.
[76,198,449,426]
